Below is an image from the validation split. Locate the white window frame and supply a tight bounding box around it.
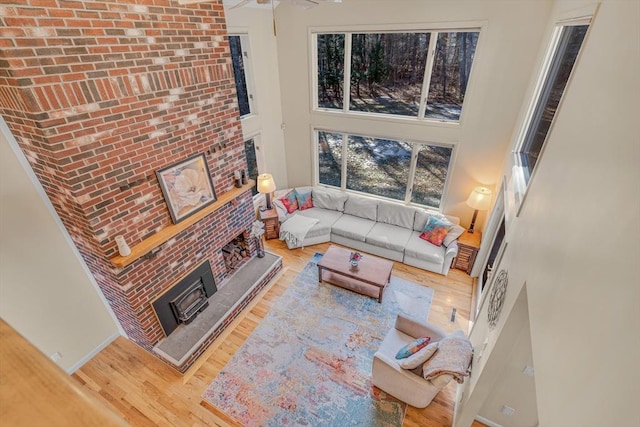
[511,11,593,215]
[312,127,455,210]
[229,33,257,119]
[310,22,484,126]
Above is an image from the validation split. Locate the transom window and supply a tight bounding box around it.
[316,130,453,208]
[515,22,589,186]
[315,30,479,122]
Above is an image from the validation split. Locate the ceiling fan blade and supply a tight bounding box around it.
[229,0,252,10]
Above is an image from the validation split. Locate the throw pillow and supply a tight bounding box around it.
[443,224,465,247]
[395,336,431,359]
[279,191,298,214]
[397,342,439,370]
[419,216,453,246]
[295,189,313,210]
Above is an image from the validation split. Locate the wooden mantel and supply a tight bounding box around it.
[110,180,255,269]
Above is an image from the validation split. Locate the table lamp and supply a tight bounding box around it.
[465,186,492,233]
[257,173,276,211]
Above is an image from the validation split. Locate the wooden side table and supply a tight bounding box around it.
[259,208,280,240]
[453,230,482,274]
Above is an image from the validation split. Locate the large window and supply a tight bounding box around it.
[243,138,260,196]
[515,23,589,185]
[316,130,453,208]
[316,30,479,122]
[229,34,255,118]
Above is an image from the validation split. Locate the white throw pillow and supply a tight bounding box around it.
[397,342,439,370]
[443,224,465,247]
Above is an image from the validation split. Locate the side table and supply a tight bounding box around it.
[453,230,482,274]
[259,208,280,240]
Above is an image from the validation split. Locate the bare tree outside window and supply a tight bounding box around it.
[317,34,345,109]
[411,145,453,208]
[346,135,412,201]
[350,33,430,116]
[243,139,259,196]
[425,32,479,121]
[318,131,343,187]
[315,29,479,121]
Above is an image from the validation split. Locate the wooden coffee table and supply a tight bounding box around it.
[317,246,393,303]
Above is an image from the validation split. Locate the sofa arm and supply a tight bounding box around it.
[395,314,446,342]
[442,241,459,276]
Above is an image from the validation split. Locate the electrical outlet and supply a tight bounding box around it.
[500,405,515,416]
[50,352,62,362]
[523,365,535,377]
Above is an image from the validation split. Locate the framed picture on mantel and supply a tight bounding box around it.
[156,153,217,224]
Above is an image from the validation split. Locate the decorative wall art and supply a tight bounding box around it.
[488,269,508,329]
[156,153,216,224]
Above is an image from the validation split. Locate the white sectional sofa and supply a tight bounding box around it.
[274,187,464,276]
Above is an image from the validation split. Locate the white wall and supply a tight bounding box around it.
[457,0,640,425]
[274,0,553,227]
[0,116,122,374]
[225,7,289,191]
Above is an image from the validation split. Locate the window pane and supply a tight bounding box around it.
[317,34,345,109]
[425,31,479,121]
[411,145,452,208]
[229,35,251,117]
[318,131,342,187]
[519,25,588,183]
[350,33,429,117]
[243,139,259,196]
[346,135,411,200]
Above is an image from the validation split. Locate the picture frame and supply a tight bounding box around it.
[156,153,217,224]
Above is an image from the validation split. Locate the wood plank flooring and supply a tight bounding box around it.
[74,240,485,427]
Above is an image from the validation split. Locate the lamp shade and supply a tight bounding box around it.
[257,173,276,194]
[466,186,493,211]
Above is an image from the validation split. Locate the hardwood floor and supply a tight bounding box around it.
[74,240,485,427]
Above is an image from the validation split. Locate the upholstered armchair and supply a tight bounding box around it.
[372,314,459,408]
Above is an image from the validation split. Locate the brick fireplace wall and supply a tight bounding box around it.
[0,0,256,349]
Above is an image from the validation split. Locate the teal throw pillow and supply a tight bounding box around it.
[395,336,431,359]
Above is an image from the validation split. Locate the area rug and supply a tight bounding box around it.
[202,253,433,427]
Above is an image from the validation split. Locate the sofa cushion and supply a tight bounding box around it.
[312,188,348,212]
[377,201,416,229]
[331,214,376,242]
[365,222,413,252]
[413,209,432,231]
[295,207,342,239]
[343,194,378,221]
[405,231,446,264]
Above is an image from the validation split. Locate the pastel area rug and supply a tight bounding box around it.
[202,253,433,427]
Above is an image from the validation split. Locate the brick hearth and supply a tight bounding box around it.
[0,1,256,354]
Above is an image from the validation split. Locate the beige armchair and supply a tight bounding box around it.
[372,314,455,408]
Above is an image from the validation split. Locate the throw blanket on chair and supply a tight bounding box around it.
[279,214,319,249]
[422,330,473,384]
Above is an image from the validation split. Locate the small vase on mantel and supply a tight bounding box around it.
[115,235,131,257]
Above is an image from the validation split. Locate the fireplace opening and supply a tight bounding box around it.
[222,233,250,272]
[152,260,217,336]
[170,279,209,325]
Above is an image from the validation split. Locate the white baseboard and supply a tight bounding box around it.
[66,332,121,374]
[475,415,503,427]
